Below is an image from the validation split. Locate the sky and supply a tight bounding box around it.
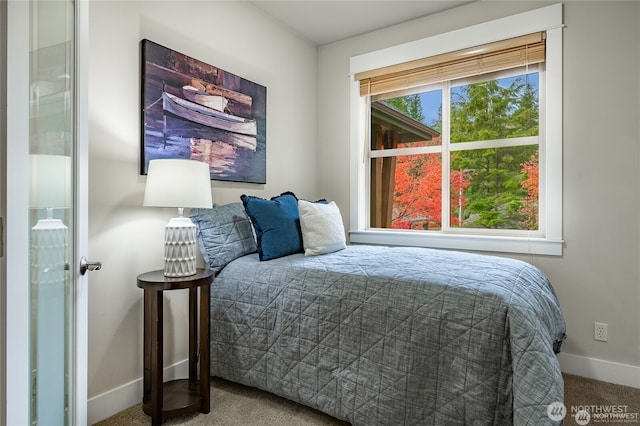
[419,90,441,127]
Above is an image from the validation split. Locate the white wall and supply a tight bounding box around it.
[318,0,640,383]
[87,1,317,421]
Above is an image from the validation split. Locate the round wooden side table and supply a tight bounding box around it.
[137,268,213,426]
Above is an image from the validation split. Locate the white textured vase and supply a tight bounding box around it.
[164,217,198,277]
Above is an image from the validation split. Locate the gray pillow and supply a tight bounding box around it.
[190,203,257,274]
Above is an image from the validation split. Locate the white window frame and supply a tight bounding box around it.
[348,3,564,256]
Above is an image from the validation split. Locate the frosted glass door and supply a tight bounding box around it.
[29,1,75,424]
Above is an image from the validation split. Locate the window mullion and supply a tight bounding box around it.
[369,145,441,158]
[441,81,451,231]
[449,136,539,151]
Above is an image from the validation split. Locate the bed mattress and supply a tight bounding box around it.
[209,245,566,425]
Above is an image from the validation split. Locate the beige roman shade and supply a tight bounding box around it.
[356,32,545,97]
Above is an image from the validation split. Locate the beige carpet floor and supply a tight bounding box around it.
[563,373,640,425]
[95,374,640,425]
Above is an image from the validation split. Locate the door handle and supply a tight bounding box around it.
[80,256,102,275]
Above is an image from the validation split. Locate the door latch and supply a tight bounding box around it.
[80,256,102,275]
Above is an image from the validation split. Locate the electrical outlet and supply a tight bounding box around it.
[594,322,608,342]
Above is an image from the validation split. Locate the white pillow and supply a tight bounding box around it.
[298,199,347,256]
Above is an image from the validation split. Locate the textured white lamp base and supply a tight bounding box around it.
[31,217,67,424]
[164,217,198,277]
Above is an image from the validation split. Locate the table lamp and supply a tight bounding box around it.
[143,159,212,277]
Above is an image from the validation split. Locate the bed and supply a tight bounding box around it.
[190,194,566,426]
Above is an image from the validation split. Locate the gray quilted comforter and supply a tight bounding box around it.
[210,245,566,425]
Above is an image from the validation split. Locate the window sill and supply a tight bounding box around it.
[349,229,563,256]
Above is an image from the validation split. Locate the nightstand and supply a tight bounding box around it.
[137,268,213,425]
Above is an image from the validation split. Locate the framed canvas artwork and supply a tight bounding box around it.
[140,39,266,184]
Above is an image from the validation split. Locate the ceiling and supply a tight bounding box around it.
[249,1,475,46]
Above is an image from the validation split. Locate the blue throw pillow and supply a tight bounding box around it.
[240,192,303,261]
[190,203,257,273]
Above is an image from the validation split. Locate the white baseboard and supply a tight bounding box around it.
[87,359,189,425]
[88,353,640,424]
[558,352,640,389]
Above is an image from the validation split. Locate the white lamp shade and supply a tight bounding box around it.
[143,159,213,208]
[30,155,72,209]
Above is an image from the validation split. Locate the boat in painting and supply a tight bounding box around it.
[162,92,257,151]
[182,85,229,112]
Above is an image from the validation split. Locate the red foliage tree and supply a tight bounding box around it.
[392,154,442,229]
[520,153,539,229]
[391,149,474,230]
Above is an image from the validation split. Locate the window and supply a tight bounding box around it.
[371,68,540,233]
[349,4,563,255]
